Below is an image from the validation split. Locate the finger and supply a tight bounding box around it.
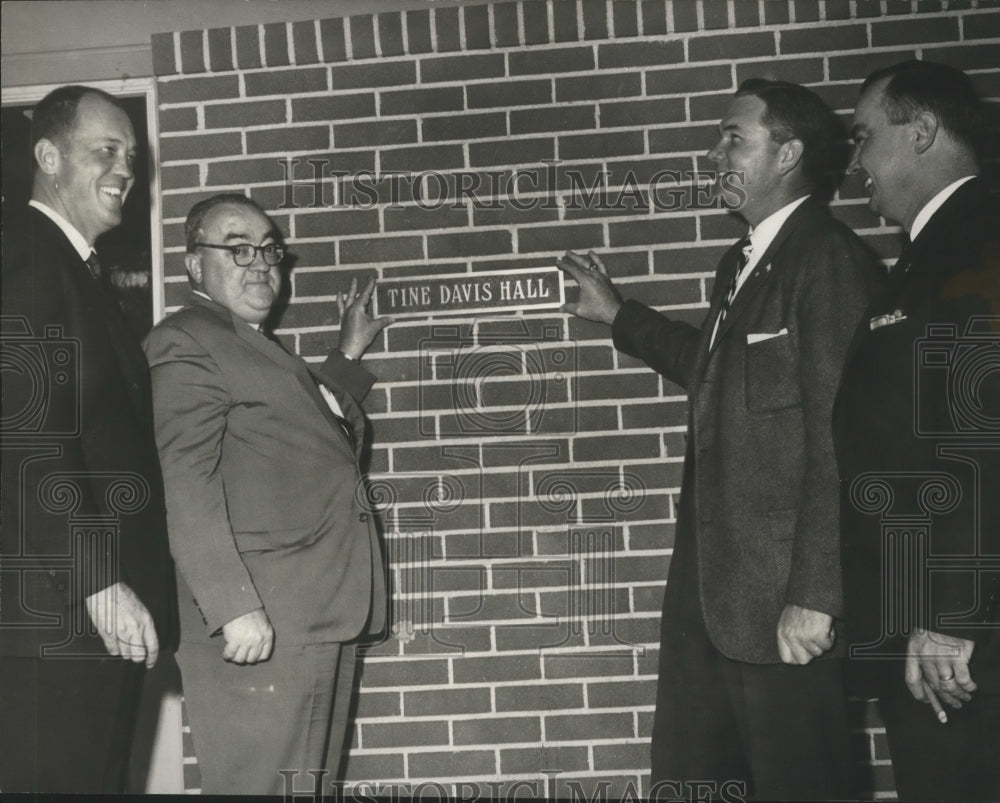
[923,682,948,724]
[815,629,835,652]
[347,277,359,303]
[357,276,376,305]
[555,258,587,285]
[370,317,391,335]
[230,643,249,665]
[935,686,966,709]
[260,636,274,663]
[143,624,160,669]
[905,654,924,700]
[336,293,346,318]
[790,641,814,665]
[100,633,121,657]
[245,643,262,665]
[561,250,592,269]
[222,640,237,662]
[953,661,977,694]
[777,634,794,665]
[587,250,608,275]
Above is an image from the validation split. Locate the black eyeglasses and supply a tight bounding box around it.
[194,242,285,267]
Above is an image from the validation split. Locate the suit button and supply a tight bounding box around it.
[359,513,369,523]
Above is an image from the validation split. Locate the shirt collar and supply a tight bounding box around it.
[29,200,93,262]
[909,176,976,241]
[745,195,810,262]
[192,289,263,332]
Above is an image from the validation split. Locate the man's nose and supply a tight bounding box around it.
[247,251,270,272]
[115,154,134,181]
[706,141,724,163]
[847,144,861,174]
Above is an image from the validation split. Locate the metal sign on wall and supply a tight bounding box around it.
[372,267,564,319]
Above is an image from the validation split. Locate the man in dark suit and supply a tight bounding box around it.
[143,193,389,794]
[559,80,880,800]
[835,60,1000,801]
[0,86,178,792]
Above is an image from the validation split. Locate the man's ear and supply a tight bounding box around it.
[912,110,939,155]
[34,138,61,175]
[185,252,202,288]
[777,138,805,176]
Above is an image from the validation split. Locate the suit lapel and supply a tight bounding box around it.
[710,200,813,351]
[208,298,358,452]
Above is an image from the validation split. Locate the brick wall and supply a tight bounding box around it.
[150,0,1000,798]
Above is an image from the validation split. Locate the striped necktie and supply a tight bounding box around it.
[85,251,103,281]
[717,235,753,326]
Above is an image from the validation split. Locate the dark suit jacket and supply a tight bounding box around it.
[834,177,1000,695]
[613,197,880,663]
[143,295,386,647]
[1,207,178,657]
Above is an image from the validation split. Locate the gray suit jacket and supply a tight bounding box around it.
[613,198,880,663]
[143,294,385,647]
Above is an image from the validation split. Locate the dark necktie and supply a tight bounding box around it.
[717,235,753,327]
[85,251,103,281]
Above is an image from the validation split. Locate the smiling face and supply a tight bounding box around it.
[706,94,786,226]
[186,203,282,325]
[41,92,136,246]
[850,77,917,228]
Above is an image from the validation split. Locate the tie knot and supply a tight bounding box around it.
[85,252,102,280]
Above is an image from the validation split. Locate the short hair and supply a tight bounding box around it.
[31,85,125,149]
[861,60,982,152]
[184,193,279,253]
[735,78,845,197]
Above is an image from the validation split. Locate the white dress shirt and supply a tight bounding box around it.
[908,175,976,240]
[709,194,809,348]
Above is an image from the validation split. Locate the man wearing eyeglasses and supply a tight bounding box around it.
[143,193,390,794]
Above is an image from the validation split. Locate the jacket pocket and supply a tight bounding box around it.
[745,333,801,413]
[232,525,321,554]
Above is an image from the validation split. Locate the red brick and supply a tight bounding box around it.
[331,60,416,89]
[649,122,717,154]
[245,66,327,96]
[496,682,585,712]
[702,0,729,29]
[573,372,658,402]
[319,17,347,62]
[547,711,634,741]
[263,21,290,67]
[340,234,423,265]
[420,53,506,83]
[179,30,205,74]
[517,222,603,255]
[672,0,698,32]
[291,20,319,64]
[736,57,824,86]
[510,106,596,136]
[491,1,520,46]
[291,92,375,122]
[560,131,645,160]
[647,64,732,96]
[158,74,240,104]
[427,229,512,259]
[556,73,642,103]
[593,740,649,770]
[609,216,697,248]
[573,433,661,462]
[463,5,491,49]
[361,719,449,749]
[423,112,507,142]
[334,119,417,148]
[523,1,551,45]
[690,31,775,62]
[159,107,198,133]
[454,715,541,745]
[690,92,731,122]
[621,400,688,429]
[204,99,284,129]
[404,686,491,716]
[348,14,376,60]
[342,752,405,781]
[554,0,581,41]
[734,0,760,26]
[294,208,380,239]
[408,749,495,779]
[780,23,868,54]
[579,1,607,38]
[599,39,683,69]
[601,97,685,128]
[588,677,658,708]
[641,0,668,35]
[609,0,637,36]
[247,125,330,155]
[964,11,1000,40]
[382,86,463,116]
[472,202,560,228]
[828,49,917,82]
[510,46,595,76]
[160,163,199,191]
[470,79,553,108]
[160,132,240,162]
[234,24,262,69]
[468,137,555,167]
[501,745,589,774]
[435,6,462,52]
[921,43,1000,71]
[151,31,176,76]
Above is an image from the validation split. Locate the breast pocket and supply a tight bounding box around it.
[745,332,801,413]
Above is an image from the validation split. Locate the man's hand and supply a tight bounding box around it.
[337,276,390,360]
[85,581,160,668]
[221,608,274,665]
[777,604,835,665]
[556,250,624,325]
[906,628,975,709]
